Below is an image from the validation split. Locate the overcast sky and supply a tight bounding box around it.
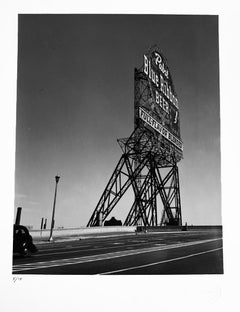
[14,14,221,228]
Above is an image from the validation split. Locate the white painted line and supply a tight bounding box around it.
[33,230,221,245]
[34,236,169,257]
[101,247,223,275]
[33,241,154,258]
[12,238,222,273]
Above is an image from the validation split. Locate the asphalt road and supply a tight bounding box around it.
[12,229,223,275]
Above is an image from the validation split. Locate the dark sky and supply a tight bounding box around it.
[15,14,221,228]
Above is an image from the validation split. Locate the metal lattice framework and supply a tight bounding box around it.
[87,56,183,227]
[87,127,182,227]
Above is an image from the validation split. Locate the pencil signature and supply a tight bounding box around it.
[13,277,22,283]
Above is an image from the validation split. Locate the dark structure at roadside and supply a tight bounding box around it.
[104,217,122,226]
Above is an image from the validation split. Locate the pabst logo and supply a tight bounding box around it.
[154,52,169,79]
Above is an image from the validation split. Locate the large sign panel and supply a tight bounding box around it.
[139,107,183,151]
[135,47,183,153]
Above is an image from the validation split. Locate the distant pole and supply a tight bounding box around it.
[44,218,47,229]
[15,207,22,225]
[40,217,44,237]
[40,217,44,230]
[48,175,60,241]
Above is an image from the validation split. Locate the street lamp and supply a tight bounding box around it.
[48,175,60,241]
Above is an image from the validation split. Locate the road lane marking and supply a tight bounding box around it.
[32,240,167,258]
[12,238,222,272]
[36,244,92,252]
[35,233,221,257]
[101,247,223,274]
[12,238,222,273]
[34,231,220,253]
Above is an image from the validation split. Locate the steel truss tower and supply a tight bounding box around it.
[87,58,183,227]
[87,127,182,227]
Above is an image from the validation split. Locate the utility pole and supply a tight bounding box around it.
[44,218,47,229]
[40,217,44,230]
[48,175,60,241]
[40,217,44,237]
[15,207,22,225]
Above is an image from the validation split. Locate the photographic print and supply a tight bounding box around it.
[12,14,223,275]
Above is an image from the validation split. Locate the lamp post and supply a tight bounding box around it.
[48,175,60,241]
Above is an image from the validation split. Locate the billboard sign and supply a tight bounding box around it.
[139,107,183,151]
[135,47,183,154]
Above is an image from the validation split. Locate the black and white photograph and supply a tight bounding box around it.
[1,2,240,312]
[12,14,223,275]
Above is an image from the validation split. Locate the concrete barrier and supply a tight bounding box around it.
[30,226,137,239]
